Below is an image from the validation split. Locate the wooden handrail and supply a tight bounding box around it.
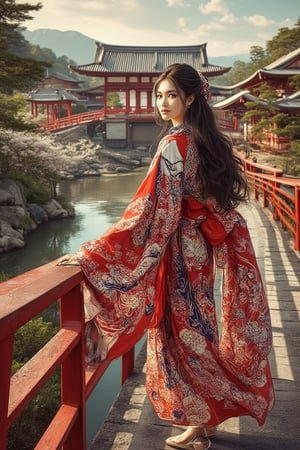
[42,110,105,131]
[242,158,300,250]
[41,109,156,131]
[0,261,136,449]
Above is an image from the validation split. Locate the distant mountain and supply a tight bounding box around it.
[212,54,250,66]
[22,28,249,66]
[22,29,97,64]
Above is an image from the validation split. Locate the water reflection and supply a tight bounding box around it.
[0,169,147,278]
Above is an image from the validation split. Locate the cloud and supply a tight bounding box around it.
[166,0,187,5]
[208,39,258,56]
[23,0,299,58]
[220,13,237,24]
[244,15,275,27]
[177,17,189,28]
[59,0,139,15]
[199,0,227,15]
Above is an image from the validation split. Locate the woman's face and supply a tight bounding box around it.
[156,78,192,127]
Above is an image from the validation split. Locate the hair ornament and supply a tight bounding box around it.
[199,73,211,101]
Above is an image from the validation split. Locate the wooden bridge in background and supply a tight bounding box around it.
[0,158,299,449]
[43,110,239,133]
[43,110,105,132]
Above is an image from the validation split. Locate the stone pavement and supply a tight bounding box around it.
[89,200,300,450]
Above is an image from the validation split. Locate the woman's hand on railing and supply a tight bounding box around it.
[56,254,80,266]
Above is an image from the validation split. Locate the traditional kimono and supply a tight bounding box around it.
[77,124,274,427]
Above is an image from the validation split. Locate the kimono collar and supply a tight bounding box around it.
[169,123,191,135]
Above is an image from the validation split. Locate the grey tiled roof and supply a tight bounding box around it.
[266,48,300,70]
[46,72,81,83]
[70,42,230,75]
[277,90,300,111]
[213,90,262,108]
[224,48,300,90]
[27,88,79,102]
[213,89,300,112]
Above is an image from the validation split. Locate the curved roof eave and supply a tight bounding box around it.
[220,68,300,90]
[70,64,230,77]
[27,88,79,103]
[213,89,300,111]
[265,47,300,70]
[277,101,300,111]
[213,90,261,109]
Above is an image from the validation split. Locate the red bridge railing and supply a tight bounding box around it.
[0,262,135,450]
[242,158,300,250]
[42,109,156,131]
[43,110,105,131]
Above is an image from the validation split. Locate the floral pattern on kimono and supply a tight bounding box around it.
[77,124,274,427]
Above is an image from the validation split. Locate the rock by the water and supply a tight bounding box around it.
[28,204,49,224]
[0,180,73,253]
[0,220,25,253]
[42,199,69,219]
[53,125,150,179]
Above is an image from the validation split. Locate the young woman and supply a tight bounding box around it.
[57,64,274,450]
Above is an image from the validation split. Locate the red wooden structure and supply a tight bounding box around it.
[70,42,229,115]
[0,262,135,450]
[67,42,230,148]
[43,110,104,131]
[28,88,79,125]
[213,48,300,150]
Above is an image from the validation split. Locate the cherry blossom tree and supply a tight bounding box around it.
[0,128,67,196]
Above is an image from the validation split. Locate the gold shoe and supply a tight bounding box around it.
[166,427,211,450]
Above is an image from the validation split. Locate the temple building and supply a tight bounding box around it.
[69,42,230,148]
[213,48,300,151]
[27,72,82,122]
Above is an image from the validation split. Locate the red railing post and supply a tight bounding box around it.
[60,285,86,450]
[121,348,135,385]
[0,334,14,449]
[295,185,300,251]
[243,156,300,251]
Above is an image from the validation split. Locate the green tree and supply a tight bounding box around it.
[249,45,266,64]
[226,60,252,85]
[107,92,124,108]
[243,82,300,176]
[266,17,300,60]
[221,16,300,85]
[0,92,39,131]
[0,0,50,94]
[0,0,51,130]
[243,83,284,140]
[29,44,57,65]
[8,318,61,449]
[289,74,300,91]
[284,141,300,177]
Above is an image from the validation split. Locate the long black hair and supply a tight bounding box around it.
[153,63,249,212]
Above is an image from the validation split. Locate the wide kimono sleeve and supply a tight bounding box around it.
[77,135,186,362]
[200,199,273,384]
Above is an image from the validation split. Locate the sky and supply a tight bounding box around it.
[22,0,299,57]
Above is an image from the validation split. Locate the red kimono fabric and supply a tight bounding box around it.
[77,125,274,427]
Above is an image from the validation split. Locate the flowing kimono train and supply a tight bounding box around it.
[77,125,274,427]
